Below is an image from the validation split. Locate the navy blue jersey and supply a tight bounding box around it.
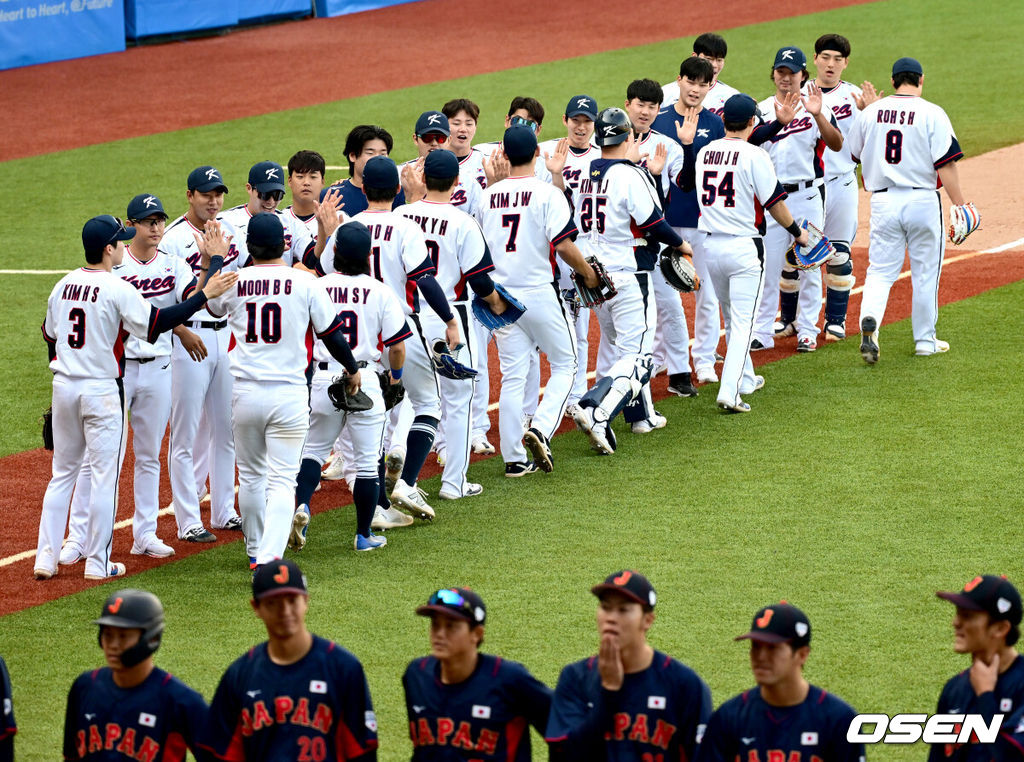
[546,649,712,762]
[998,704,1024,760]
[929,654,1024,762]
[697,685,863,762]
[652,106,726,229]
[402,653,551,761]
[62,666,207,761]
[324,180,406,218]
[0,656,14,762]
[204,635,377,761]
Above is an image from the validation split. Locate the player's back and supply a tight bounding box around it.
[400,199,491,301]
[696,138,784,238]
[316,272,410,368]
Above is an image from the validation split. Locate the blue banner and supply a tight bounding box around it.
[125,0,239,40]
[0,0,125,71]
[240,0,311,24]
[314,0,417,18]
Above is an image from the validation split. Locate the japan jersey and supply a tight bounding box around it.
[479,175,577,288]
[44,268,155,379]
[320,209,436,316]
[998,703,1024,760]
[653,106,726,228]
[847,94,963,192]
[458,149,487,191]
[315,273,411,371]
[756,96,839,184]
[158,214,241,275]
[0,656,14,759]
[114,247,197,358]
[574,159,662,272]
[207,265,339,385]
[475,142,553,184]
[400,199,495,301]
[63,666,208,761]
[546,649,712,762]
[219,204,314,267]
[697,685,863,762]
[538,140,601,204]
[205,635,378,762]
[817,81,863,178]
[695,138,787,237]
[402,653,552,762]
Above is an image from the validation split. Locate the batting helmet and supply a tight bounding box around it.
[94,589,165,668]
[594,108,633,146]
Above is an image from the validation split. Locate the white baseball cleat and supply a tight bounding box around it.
[631,412,667,435]
[371,506,414,530]
[574,407,615,455]
[471,438,496,455]
[859,317,880,364]
[717,398,751,413]
[384,448,405,494]
[438,483,484,500]
[825,323,846,342]
[84,563,127,581]
[695,368,719,384]
[739,375,765,395]
[391,479,435,520]
[774,320,796,337]
[915,339,950,356]
[288,504,310,551]
[321,455,346,481]
[33,567,56,580]
[130,537,175,558]
[59,542,84,566]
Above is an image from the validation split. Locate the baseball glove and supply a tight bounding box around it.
[948,202,981,245]
[327,375,374,412]
[378,371,406,410]
[658,248,699,292]
[431,340,477,380]
[471,282,526,331]
[785,220,835,270]
[572,257,617,308]
[42,406,54,451]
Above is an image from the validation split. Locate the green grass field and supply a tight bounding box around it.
[3,0,1024,759]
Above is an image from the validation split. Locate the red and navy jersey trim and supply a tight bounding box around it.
[934,137,964,168]
[763,183,788,209]
[551,219,579,244]
[383,324,412,346]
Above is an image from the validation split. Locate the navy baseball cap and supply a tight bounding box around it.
[252,559,308,601]
[937,575,1022,625]
[247,212,284,248]
[565,94,598,120]
[892,57,923,76]
[416,587,486,626]
[503,125,538,164]
[248,161,286,193]
[591,570,657,609]
[333,221,372,261]
[187,165,228,193]
[723,94,758,123]
[736,601,811,648]
[82,215,135,253]
[126,193,167,221]
[423,149,460,179]
[773,46,807,72]
[362,156,400,190]
[415,111,450,137]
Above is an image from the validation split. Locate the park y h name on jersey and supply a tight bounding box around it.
[756,97,838,185]
[815,81,863,178]
[695,138,787,238]
[114,248,197,359]
[315,272,411,370]
[653,106,726,228]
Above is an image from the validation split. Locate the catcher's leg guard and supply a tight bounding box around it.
[586,374,640,425]
[778,268,800,326]
[824,242,854,327]
[623,382,654,424]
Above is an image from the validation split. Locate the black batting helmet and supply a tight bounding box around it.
[594,108,633,146]
[94,589,165,668]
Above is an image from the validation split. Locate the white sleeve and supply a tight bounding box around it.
[929,108,958,163]
[119,280,156,339]
[457,219,489,275]
[309,280,339,335]
[287,216,314,264]
[846,112,865,160]
[44,281,61,339]
[751,150,782,206]
[542,186,574,242]
[319,231,338,275]
[174,256,197,302]
[380,290,409,343]
[665,140,684,188]
[625,168,660,223]
[219,218,244,271]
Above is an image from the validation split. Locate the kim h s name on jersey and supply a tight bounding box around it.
[61,282,102,303]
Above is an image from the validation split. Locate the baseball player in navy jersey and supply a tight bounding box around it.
[697,602,864,762]
[752,47,844,354]
[0,655,14,762]
[322,125,406,218]
[291,221,411,551]
[662,33,739,116]
[205,559,378,761]
[931,575,1024,762]
[64,589,208,760]
[404,587,552,760]
[847,57,970,363]
[34,215,236,581]
[547,570,712,761]
[479,125,597,475]
[999,706,1024,761]
[205,214,361,568]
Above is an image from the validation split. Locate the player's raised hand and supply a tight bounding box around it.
[483,150,511,185]
[598,633,625,691]
[624,131,641,163]
[855,81,883,109]
[544,138,569,177]
[774,91,800,125]
[194,219,231,265]
[401,158,427,203]
[802,82,823,116]
[315,188,343,239]
[970,651,1000,696]
[675,107,700,145]
[646,143,668,177]
[201,270,238,299]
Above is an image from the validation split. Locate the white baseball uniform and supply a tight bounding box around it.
[219,204,314,267]
[662,78,739,114]
[475,141,553,184]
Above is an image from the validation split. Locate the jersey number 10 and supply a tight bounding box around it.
[244,303,282,344]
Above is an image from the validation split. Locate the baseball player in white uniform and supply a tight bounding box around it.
[35,215,236,581]
[401,111,484,221]
[206,214,362,567]
[847,57,969,362]
[662,33,739,116]
[479,126,597,475]
[681,94,809,412]
[752,47,843,354]
[285,149,328,241]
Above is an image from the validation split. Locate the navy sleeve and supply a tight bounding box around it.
[511,662,553,736]
[928,679,955,762]
[680,143,697,192]
[762,183,788,210]
[467,272,496,298]
[42,321,57,362]
[330,650,378,761]
[200,663,245,761]
[383,321,413,347]
[147,289,209,342]
[0,657,13,762]
[749,119,784,146]
[935,137,964,168]
[695,706,733,762]
[318,317,359,375]
[552,217,579,244]
[677,673,713,762]
[415,275,454,323]
[63,675,83,762]
[636,209,684,248]
[546,663,619,761]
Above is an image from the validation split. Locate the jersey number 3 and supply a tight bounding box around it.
[701,171,736,207]
[67,307,87,349]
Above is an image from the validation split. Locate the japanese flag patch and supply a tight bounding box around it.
[801,732,818,745]
[1002,698,1014,712]
[648,696,666,709]
[472,705,492,719]
[365,710,377,732]
[310,680,327,694]
[139,712,156,727]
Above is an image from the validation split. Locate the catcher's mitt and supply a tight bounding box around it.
[948,202,981,245]
[431,340,477,380]
[42,406,54,451]
[571,257,617,308]
[327,375,374,412]
[378,371,406,410]
[471,282,526,331]
[785,220,835,270]
[659,248,699,292]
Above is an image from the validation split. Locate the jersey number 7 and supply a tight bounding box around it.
[701,171,736,207]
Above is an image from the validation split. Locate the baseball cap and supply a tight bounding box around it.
[415,111,450,137]
[565,94,598,120]
[723,94,758,124]
[187,165,228,193]
[362,156,400,190]
[82,215,135,254]
[937,575,1022,625]
[591,570,657,609]
[333,221,372,261]
[126,193,168,221]
[892,57,924,76]
[247,212,285,248]
[248,161,286,194]
[772,46,807,73]
[503,125,538,164]
[416,587,486,626]
[423,149,460,179]
[735,601,811,648]
[252,559,308,601]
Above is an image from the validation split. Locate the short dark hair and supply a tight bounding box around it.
[442,98,480,121]
[507,96,544,125]
[364,184,397,203]
[425,175,457,193]
[815,33,851,58]
[723,118,751,132]
[344,125,394,177]
[84,246,106,265]
[334,251,370,276]
[770,68,810,86]
[287,150,325,177]
[892,71,922,89]
[626,79,663,104]
[248,241,285,261]
[1009,624,1021,647]
[679,56,714,84]
[693,33,727,59]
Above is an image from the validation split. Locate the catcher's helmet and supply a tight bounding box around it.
[94,589,165,668]
[594,108,633,147]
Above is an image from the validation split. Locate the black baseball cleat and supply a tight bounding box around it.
[860,316,879,364]
[505,461,539,478]
[523,428,554,473]
[667,372,698,397]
